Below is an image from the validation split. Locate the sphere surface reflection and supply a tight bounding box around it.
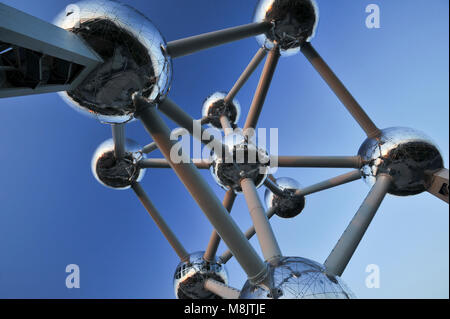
[91,138,145,189]
[254,0,319,56]
[358,127,444,196]
[173,252,228,299]
[202,92,241,129]
[240,257,355,299]
[55,0,172,123]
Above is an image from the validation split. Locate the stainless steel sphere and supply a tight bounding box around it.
[358,127,444,196]
[202,92,241,129]
[55,0,172,123]
[210,132,270,193]
[91,138,145,189]
[240,257,355,299]
[254,0,319,56]
[264,177,305,218]
[173,252,228,299]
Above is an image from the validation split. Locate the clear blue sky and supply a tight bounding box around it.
[0,0,448,299]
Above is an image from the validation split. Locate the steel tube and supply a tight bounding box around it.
[295,170,362,197]
[220,207,276,264]
[244,48,281,132]
[225,48,268,104]
[133,95,268,284]
[324,174,392,276]
[301,42,380,139]
[166,22,272,58]
[275,156,362,168]
[241,178,282,262]
[111,124,125,159]
[138,158,211,169]
[203,190,236,262]
[131,182,189,262]
[204,279,240,299]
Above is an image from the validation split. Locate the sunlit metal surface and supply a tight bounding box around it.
[201,92,241,129]
[210,132,270,193]
[55,0,172,123]
[359,127,444,196]
[91,138,145,189]
[173,251,228,299]
[265,177,305,218]
[254,0,319,56]
[240,257,355,299]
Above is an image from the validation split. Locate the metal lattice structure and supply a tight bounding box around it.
[1,0,448,299]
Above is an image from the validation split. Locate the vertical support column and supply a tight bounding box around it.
[324,174,392,276]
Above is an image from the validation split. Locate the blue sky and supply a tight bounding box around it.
[0,0,448,299]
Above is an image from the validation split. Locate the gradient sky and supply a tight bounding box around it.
[0,0,448,299]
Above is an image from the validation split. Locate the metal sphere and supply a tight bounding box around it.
[210,132,270,193]
[202,92,241,129]
[173,252,228,299]
[264,177,305,218]
[55,0,172,123]
[240,257,355,299]
[91,138,145,190]
[358,127,444,196]
[254,0,319,56]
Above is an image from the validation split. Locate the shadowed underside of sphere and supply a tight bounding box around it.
[254,0,319,55]
[358,127,444,196]
[265,177,305,218]
[91,138,145,189]
[173,252,228,299]
[202,92,241,129]
[55,0,172,123]
[240,257,355,299]
[210,134,270,193]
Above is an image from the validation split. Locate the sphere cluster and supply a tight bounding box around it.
[358,127,444,196]
[173,252,228,299]
[55,0,172,123]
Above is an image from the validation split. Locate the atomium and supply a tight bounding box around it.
[54,0,172,123]
[202,92,241,129]
[240,257,355,299]
[210,132,270,193]
[91,138,145,189]
[265,177,306,218]
[358,127,444,196]
[0,0,448,300]
[173,252,228,299]
[254,0,319,55]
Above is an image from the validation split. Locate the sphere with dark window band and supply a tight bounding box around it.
[202,92,241,129]
[54,0,172,123]
[264,177,305,218]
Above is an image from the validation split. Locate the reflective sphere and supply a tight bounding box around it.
[254,0,319,56]
[265,177,305,218]
[240,257,355,299]
[173,252,228,299]
[55,0,172,123]
[91,138,145,189]
[210,132,270,193]
[358,127,444,196]
[202,92,241,129]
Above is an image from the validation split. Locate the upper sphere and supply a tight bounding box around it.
[358,127,444,196]
[55,0,172,123]
[254,0,319,56]
[240,257,355,299]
